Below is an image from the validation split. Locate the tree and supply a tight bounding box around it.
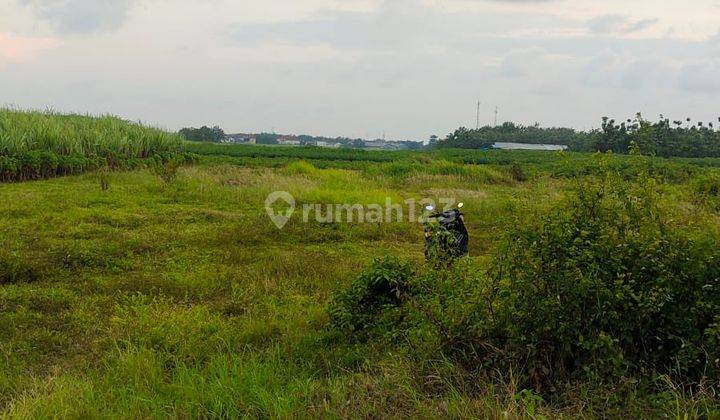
[255,133,279,145]
[179,125,225,142]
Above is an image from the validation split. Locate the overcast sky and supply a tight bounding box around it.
[1,0,719,140]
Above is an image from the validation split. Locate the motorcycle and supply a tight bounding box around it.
[423,202,469,262]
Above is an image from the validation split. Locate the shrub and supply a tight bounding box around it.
[285,160,316,175]
[693,172,720,210]
[329,178,720,394]
[509,163,527,182]
[149,154,184,184]
[483,180,720,390]
[0,156,19,181]
[98,165,111,191]
[328,257,414,334]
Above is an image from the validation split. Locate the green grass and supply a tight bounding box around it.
[0,109,182,157]
[0,109,184,181]
[1,147,719,417]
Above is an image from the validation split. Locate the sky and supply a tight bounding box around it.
[1,0,719,141]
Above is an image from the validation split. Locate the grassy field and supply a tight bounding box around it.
[2,140,720,417]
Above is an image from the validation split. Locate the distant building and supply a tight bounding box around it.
[305,140,342,148]
[493,142,567,151]
[224,134,256,144]
[277,135,301,146]
[364,140,409,151]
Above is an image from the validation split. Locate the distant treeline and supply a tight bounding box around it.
[437,116,720,158]
[179,126,425,149]
[179,126,225,142]
[597,115,720,158]
[435,122,593,150]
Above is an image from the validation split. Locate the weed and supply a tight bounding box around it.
[509,163,528,182]
[98,165,111,191]
[149,155,183,184]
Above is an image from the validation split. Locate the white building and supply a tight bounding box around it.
[277,139,301,146]
[493,142,567,151]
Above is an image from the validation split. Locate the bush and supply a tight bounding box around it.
[98,165,111,191]
[510,163,527,182]
[149,154,184,184]
[484,180,720,390]
[285,160,316,175]
[328,257,414,335]
[329,178,720,394]
[693,172,720,210]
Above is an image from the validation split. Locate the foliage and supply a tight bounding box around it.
[255,132,279,145]
[329,177,720,395]
[484,179,720,390]
[437,123,595,150]
[436,115,720,158]
[0,151,103,182]
[179,125,225,142]
[596,114,720,158]
[187,142,403,162]
[98,165,111,191]
[328,257,414,334]
[692,171,720,210]
[509,163,527,182]
[148,154,190,184]
[0,109,184,181]
[0,108,182,157]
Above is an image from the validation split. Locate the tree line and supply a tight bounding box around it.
[436,122,593,151]
[435,115,720,158]
[179,126,424,150]
[178,126,225,142]
[596,114,720,158]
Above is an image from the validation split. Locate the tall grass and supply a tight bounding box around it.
[0,108,184,181]
[0,109,182,158]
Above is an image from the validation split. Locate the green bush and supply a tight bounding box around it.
[329,178,720,393]
[328,257,414,335]
[509,163,527,182]
[693,172,720,210]
[484,180,720,390]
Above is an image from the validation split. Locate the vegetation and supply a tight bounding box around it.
[186,141,402,162]
[438,122,594,150]
[179,125,225,142]
[329,175,720,402]
[0,109,184,181]
[436,115,720,158]
[3,129,720,417]
[596,114,720,157]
